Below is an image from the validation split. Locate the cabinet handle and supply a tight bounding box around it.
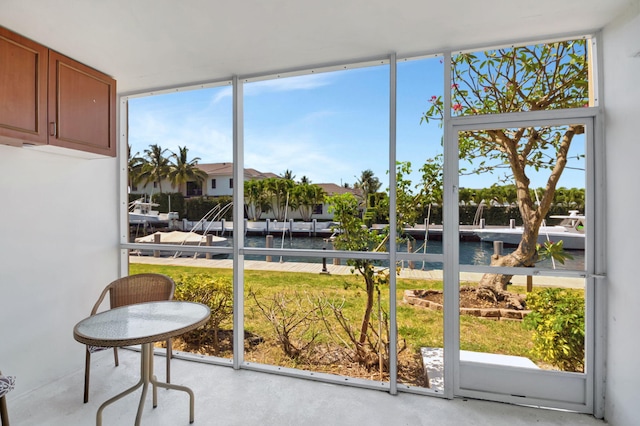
[49,122,57,137]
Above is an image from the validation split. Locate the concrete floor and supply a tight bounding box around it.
[8,349,606,426]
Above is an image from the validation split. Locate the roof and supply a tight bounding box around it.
[316,183,362,197]
[192,165,360,194]
[197,163,278,179]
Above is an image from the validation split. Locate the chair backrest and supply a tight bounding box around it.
[0,370,15,397]
[91,273,175,314]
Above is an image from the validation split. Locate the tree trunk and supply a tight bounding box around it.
[476,234,538,310]
[358,273,375,345]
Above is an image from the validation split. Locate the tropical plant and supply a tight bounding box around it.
[470,188,491,206]
[422,39,589,304]
[328,193,388,362]
[244,179,271,221]
[173,273,233,353]
[282,169,296,181]
[185,196,232,221]
[554,187,585,208]
[378,160,443,241]
[167,146,208,195]
[263,177,295,221]
[354,169,381,212]
[536,240,574,265]
[458,188,473,206]
[152,192,185,218]
[388,161,425,233]
[127,144,145,191]
[140,144,171,193]
[292,183,326,222]
[523,287,585,372]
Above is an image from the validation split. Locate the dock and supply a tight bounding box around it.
[129,256,583,288]
[135,220,487,242]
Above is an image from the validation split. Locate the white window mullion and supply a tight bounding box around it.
[442,51,459,400]
[388,53,398,395]
[232,75,245,369]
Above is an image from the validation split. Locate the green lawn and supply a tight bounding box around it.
[130,263,538,363]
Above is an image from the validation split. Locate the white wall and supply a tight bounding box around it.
[0,144,119,397]
[205,176,234,197]
[602,6,640,425]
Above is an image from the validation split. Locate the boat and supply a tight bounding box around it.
[129,199,179,225]
[132,230,228,258]
[134,230,226,246]
[472,210,585,250]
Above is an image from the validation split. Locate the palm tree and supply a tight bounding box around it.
[471,188,489,206]
[282,169,296,180]
[127,144,145,192]
[354,169,381,210]
[566,187,585,208]
[458,188,473,206]
[140,144,170,193]
[263,177,295,221]
[167,146,207,195]
[292,183,326,221]
[245,179,271,220]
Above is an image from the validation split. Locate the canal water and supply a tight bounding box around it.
[235,235,585,271]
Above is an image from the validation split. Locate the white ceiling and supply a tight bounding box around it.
[1,0,637,94]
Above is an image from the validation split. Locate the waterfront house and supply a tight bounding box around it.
[131,163,278,197]
[132,163,360,220]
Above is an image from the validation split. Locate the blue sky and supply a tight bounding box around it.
[128,57,585,191]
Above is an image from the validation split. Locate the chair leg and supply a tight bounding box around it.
[0,395,9,426]
[113,347,119,367]
[84,348,91,403]
[166,338,172,383]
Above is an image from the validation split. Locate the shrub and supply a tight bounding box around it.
[248,290,322,360]
[185,196,232,221]
[152,192,185,218]
[523,288,585,372]
[174,273,233,353]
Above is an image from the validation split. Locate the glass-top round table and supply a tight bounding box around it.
[74,301,210,426]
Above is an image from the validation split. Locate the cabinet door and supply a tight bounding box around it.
[48,51,116,156]
[0,27,48,146]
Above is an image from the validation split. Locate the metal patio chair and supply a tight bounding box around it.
[0,371,15,426]
[83,273,176,403]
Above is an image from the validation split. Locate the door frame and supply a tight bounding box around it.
[443,111,602,413]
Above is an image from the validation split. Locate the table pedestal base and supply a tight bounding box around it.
[96,343,194,426]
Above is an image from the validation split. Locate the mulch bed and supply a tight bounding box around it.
[170,329,429,387]
[412,286,515,309]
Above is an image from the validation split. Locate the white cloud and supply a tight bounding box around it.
[244,131,373,186]
[130,108,233,163]
[212,73,334,103]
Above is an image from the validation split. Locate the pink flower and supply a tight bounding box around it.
[451,83,459,89]
[430,95,438,103]
[452,103,463,112]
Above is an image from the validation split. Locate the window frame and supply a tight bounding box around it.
[119,36,604,414]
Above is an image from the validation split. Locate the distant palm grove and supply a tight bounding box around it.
[128,143,585,225]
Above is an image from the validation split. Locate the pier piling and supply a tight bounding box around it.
[265,235,273,262]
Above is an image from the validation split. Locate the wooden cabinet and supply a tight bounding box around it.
[0,27,116,157]
[48,51,116,156]
[0,26,48,146]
